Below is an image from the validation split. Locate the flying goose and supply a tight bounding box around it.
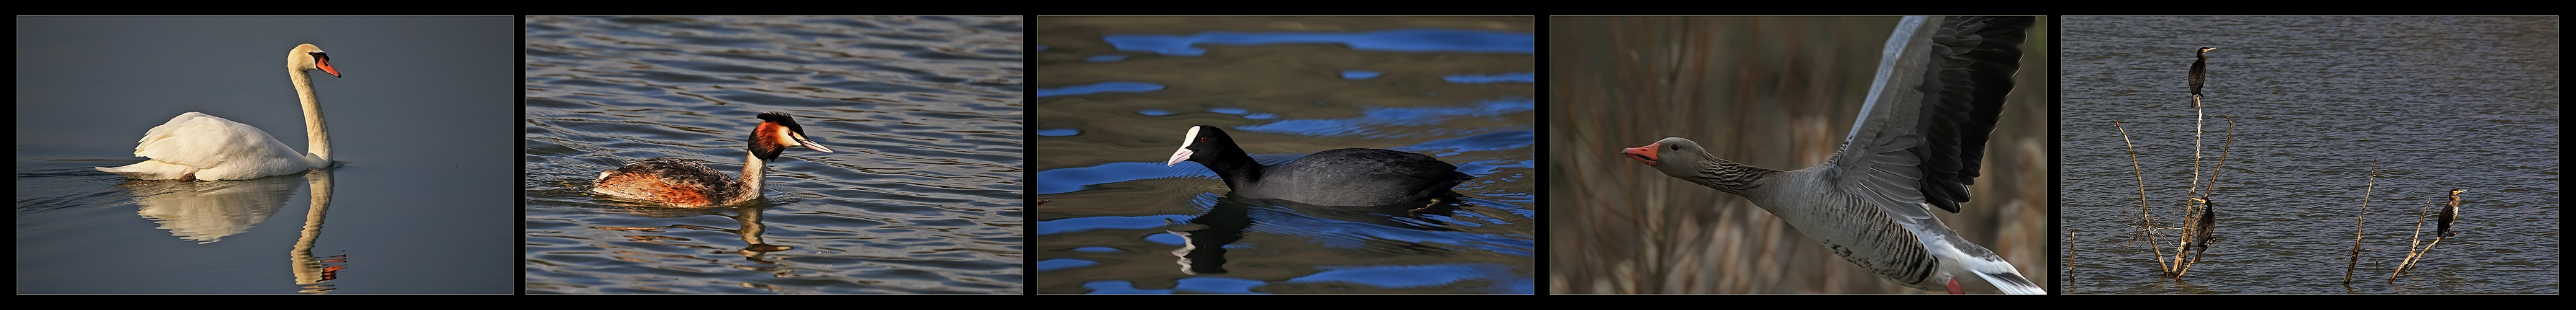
[1619,16,2041,294]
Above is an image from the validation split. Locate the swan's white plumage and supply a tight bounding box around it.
[96,43,337,180]
[98,112,325,180]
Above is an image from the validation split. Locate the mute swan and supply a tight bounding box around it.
[590,112,833,208]
[98,43,341,181]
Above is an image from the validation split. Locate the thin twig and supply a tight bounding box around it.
[2177,117,2235,277]
[2114,122,2171,274]
[2393,195,2449,280]
[2177,97,2205,275]
[2343,161,2374,284]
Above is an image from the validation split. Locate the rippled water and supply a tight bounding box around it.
[1032,16,1537,294]
[521,16,1023,294]
[16,16,517,294]
[2060,16,2559,294]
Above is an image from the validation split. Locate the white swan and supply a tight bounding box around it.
[97,43,341,180]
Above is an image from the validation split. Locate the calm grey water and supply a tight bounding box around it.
[2059,16,2559,294]
[521,16,1023,294]
[15,17,518,294]
[1032,16,1536,294]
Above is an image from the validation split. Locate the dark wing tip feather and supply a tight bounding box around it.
[1918,16,2030,213]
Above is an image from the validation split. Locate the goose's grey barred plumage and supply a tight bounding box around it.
[2439,189,2465,237]
[1620,16,2040,294]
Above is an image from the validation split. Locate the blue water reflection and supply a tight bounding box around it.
[1442,72,1534,84]
[1105,29,1534,56]
[1036,81,1165,97]
[1234,99,1535,138]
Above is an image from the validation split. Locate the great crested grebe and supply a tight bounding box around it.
[591,112,833,208]
[98,43,341,180]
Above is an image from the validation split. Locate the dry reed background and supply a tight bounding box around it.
[1545,16,2051,294]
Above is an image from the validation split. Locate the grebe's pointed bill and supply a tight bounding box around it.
[790,131,831,153]
[1166,126,1203,167]
[1620,142,1660,165]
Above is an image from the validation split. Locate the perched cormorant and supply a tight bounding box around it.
[2190,46,2216,102]
[2439,189,2465,237]
[2187,197,2215,256]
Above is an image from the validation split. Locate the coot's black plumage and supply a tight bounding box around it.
[1164,125,1473,206]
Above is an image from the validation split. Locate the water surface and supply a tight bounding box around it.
[2059,16,2558,294]
[522,16,1023,294]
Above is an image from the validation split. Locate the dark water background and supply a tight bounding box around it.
[2059,16,2557,294]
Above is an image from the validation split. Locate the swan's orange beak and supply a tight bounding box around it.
[1621,143,1659,166]
[317,56,340,78]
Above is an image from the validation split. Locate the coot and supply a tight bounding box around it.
[1164,125,1473,206]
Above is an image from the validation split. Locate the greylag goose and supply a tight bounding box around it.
[1619,16,2041,294]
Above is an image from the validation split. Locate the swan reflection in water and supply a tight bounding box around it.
[122,174,297,243]
[1165,193,1466,275]
[115,169,348,294]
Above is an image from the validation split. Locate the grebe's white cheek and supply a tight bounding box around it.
[771,126,798,146]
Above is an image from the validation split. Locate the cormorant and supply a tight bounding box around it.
[2187,197,2215,256]
[2439,189,2464,237]
[2189,46,2216,102]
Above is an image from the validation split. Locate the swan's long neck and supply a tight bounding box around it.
[291,66,330,166]
[727,151,768,205]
